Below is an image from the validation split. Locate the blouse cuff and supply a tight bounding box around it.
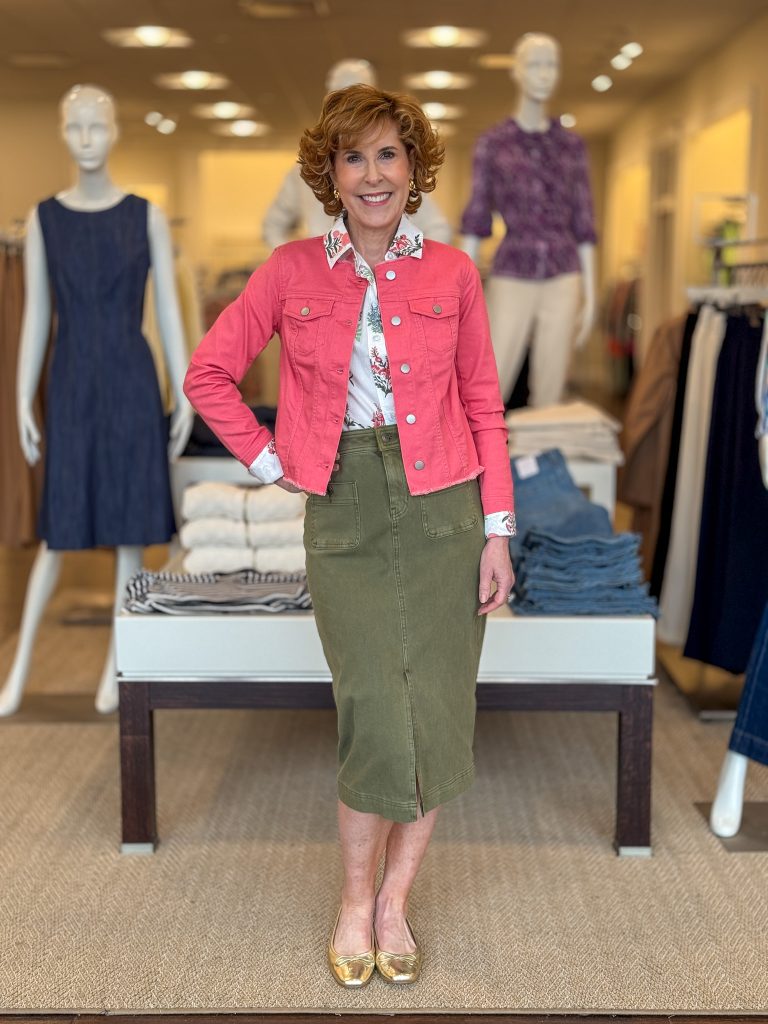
[248,439,284,484]
[484,511,516,539]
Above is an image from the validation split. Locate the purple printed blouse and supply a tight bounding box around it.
[460,118,597,281]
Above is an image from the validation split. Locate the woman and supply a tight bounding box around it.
[184,84,515,988]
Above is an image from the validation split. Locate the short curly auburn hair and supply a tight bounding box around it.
[298,84,445,217]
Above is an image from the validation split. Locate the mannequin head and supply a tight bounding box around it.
[60,84,118,171]
[511,33,560,103]
[325,58,376,93]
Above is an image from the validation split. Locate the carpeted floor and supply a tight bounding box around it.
[1,592,768,1013]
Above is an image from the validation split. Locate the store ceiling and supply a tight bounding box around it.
[1,0,766,147]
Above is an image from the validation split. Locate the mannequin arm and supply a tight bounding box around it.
[16,207,51,466]
[147,204,194,458]
[262,167,301,250]
[460,235,482,265]
[575,242,596,349]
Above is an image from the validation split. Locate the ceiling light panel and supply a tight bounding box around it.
[403,26,487,48]
[621,42,644,59]
[421,102,464,120]
[591,75,613,92]
[610,53,632,70]
[404,71,474,90]
[560,113,577,128]
[103,26,192,48]
[239,0,329,17]
[156,71,230,90]
[193,102,256,120]
[213,120,271,137]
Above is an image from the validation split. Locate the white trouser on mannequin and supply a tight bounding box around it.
[485,272,582,407]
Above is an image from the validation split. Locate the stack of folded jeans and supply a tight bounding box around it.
[508,449,657,617]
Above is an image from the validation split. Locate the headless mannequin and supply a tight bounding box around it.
[0,84,193,717]
[710,435,768,836]
[461,33,596,406]
[262,59,453,247]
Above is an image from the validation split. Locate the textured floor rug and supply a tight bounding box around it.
[1,594,768,1013]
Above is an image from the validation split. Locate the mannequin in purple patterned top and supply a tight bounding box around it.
[460,33,597,408]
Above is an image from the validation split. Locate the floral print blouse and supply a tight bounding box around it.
[249,214,514,539]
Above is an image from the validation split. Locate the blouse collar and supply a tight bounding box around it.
[323,213,423,270]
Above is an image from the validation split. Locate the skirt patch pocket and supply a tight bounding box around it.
[308,481,360,550]
[421,480,480,539]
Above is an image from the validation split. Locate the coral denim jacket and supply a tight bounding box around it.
[183,236,514,518]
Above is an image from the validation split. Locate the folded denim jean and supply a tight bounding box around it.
[512,595,659,616]
[509,450,613,560]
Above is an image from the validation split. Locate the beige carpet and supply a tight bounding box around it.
[1,592,768,1013]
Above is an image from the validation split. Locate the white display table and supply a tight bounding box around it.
[116,606,655,858]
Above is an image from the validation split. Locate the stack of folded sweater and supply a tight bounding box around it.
[508,449,657,617]
[180,482,307,574]
[506,400,623,464]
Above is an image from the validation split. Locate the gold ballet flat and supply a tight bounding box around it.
[327,908,375,988]
[374,918,422,984]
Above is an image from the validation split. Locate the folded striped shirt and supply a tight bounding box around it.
[123,569,312,615]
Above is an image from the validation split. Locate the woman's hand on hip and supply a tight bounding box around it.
[478,537,515,615]
[275,476,306,494]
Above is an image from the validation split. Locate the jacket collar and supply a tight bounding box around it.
[323,214,423,271]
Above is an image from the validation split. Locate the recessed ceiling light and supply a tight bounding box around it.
[560,113,577,128]
[102,26,192,48]
[403,26,487,48]
[404,70,474,90]
[591,75,613,93]
[421,102,463,120]
[193,102,256,120]
[156,71,230,90]
[213,119,271,137]
[476,53,514,70]
[610,53,632,71]
[144,111,163,127]
[621,42,643,59]
[157,118,177,135]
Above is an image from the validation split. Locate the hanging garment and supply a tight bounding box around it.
[729,601,768,767]
[0,244,45,546]
[684,314,768,672]
[619,314,688,579]
[657,305,726,644]
[649,312,698,597]
[36,195,175,550]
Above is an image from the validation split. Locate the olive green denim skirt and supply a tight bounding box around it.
[303,425,486,822]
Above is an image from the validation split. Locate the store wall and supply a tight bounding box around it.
[601,9,768,358]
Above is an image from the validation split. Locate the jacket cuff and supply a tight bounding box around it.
[484,510,516,539]
[248,439,284,484]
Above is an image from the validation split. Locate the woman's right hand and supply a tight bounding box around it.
[275,476,306,494]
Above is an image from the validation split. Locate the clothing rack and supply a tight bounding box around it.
[658,260,768,717]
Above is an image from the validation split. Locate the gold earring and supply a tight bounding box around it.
[408,178,417,195]
[333,188,340,201]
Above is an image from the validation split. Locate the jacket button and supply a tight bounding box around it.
[390,315,401,326]
[414,460,425,470]
[301,306,310,315]
[432,304,442,314]
[400,363,410,374]
[385,270,396,280]
[405,413,416,424]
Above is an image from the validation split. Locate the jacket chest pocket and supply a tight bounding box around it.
[283,297,336,355]
[408,297,459,357]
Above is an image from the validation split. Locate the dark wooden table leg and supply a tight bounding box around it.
[119,680,158,853]
[614,685,653,856]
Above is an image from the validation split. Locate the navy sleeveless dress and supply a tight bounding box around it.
[36,194,175,550]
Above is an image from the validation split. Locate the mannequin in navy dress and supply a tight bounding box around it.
[0,84,193,716]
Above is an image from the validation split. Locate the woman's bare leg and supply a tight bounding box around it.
[374,807,439,951]
[334,801,393,954]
